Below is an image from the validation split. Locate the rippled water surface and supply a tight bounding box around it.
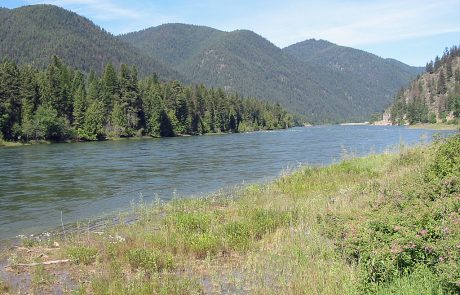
[0,125,455,239]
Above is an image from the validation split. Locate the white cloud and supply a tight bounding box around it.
[213,0,460,48]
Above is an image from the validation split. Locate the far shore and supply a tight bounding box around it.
[406,123,459,130]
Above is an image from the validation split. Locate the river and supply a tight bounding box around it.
[0,125,455,239]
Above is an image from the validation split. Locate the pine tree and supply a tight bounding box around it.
[119,64,140,135]
[82,100,105,140]
[101,63,119,116]
[19,65,40,141]
[446,61,453,80]
[72,72,87,139]
[0,58,21,140]
[438,70,447,94]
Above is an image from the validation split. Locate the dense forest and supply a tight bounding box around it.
[389,45,460,124]
[122,24,423,123]
[0,5,179,79]
[0,57,296,143]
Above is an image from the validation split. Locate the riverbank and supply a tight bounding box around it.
[1,135,459,294]
[406,123,459,130]
[0,127,290,148]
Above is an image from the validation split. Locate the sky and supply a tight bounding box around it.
[2,0,460,66]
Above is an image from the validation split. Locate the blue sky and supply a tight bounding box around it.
[2,0,460,66]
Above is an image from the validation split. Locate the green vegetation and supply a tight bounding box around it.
[389,45,460,125]
[0,5,178,79]
[3,134,459,294]
[407,123,459,130]
[121,25,422,123]
[0,57,296,143]
[0,5,422,123]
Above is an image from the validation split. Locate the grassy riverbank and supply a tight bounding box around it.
[406,123,459,130]
[1,135,460,294]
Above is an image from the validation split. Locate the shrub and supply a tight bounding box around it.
[67,246,98,265]
[127,248,173,272]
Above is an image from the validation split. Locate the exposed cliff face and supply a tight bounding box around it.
[388,47,460,125]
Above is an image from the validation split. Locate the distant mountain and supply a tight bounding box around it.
[121,25,423,123]
[0,5,179,79]
[283,39,424,116]
[388,45,460,124]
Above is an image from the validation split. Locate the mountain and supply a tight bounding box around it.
[0,5,179,80]
[388,45,460,124]
[0,5,423,123]
[121,25,423,123]
[283,39,424,116]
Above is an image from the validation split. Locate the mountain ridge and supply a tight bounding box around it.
[0,4,181,80]
[0,4,423,123]
[121,24,422,122]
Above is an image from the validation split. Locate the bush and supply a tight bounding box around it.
[67,246,98,265]
[127,248,173,272]
[336,135,460,293]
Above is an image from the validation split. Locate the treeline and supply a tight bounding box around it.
[425,45,460,74]
[390,44,460,125]
[0,57,296,142]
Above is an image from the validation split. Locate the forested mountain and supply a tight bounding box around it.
[121,25,422,123]
[0,5,179,80]
[0,57,296,143]
[389,45,460,124]
[283,39,424,116]
[0,5,423,123]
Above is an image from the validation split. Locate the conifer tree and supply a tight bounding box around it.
[0,58,21,140]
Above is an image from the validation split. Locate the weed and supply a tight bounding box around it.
[67,246,98,265]
[127,248,173,272]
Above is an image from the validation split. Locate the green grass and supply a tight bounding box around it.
[407,123,459,130]
[2,135,460,294]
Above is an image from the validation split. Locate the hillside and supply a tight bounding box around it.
[121,25,342,122]
[388,45,460,124]
[0,5,179,80]
[283,39,424,116]
[121,26,423,123]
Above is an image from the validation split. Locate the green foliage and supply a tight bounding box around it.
[0,58,295,142]
[0,5,178,79]
[67,246,97,265]
[425,135,460,181]
[121,25,422,123]
[388,44,460,124]
[127,248,173,272]
[32,104,68,140]
[333,135,460,293]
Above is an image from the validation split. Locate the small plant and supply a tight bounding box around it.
[127,248,173,272]
[32,264,54,286]
[67,246,98,265]
[188,233,221,258]
[169,212,212,233]
[223,221,251,251]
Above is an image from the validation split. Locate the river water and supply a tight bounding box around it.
[0,125,455,239]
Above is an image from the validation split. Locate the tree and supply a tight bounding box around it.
[425,61,434,74]
[0,58,21,140]
[19,65,40,141]
[72,72,87,139]
[33,104,68,140]
[438,70,447,94]
[101,63,119,116]
[41,56,73,122]
[81,100,105,140]
[119,64,141,135]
